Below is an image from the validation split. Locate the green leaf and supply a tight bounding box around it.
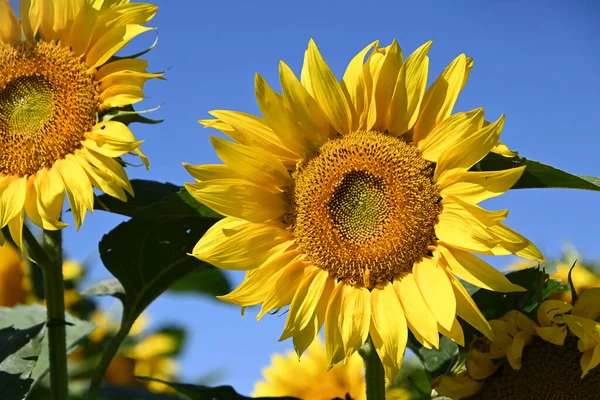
[391,356,432,400]
[100,104,163,126]
[136,377,300,400]
[95,180,222,221]
[0,323,44,400]
[0,305,95,399]
[169,267,231,297]
[476,152,600,191]
[415,336,459,379]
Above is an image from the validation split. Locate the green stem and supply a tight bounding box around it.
[41,228,69,400]
[88,321,132,400]
[359,336,386,400]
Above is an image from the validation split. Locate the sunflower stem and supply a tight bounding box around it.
[359,335,386,400]
[42,228,69,400]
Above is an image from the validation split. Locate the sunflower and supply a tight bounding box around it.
[433,289,600,399]
[0,240,84,307]
[253,338,365,399]
[253,338,412,400]
[0,241,29,306]
[186,39,542,380]
[0,0,160,253]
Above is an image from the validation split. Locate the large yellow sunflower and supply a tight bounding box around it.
[186,39,542,380]
[434,288,600,399]
[0,0,160,253]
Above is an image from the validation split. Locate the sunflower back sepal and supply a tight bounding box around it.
[100,104,164,126]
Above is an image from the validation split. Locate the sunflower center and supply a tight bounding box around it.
[472,336,600,400]
[289,130,442,288]
[0,41,100,177]
[329,171,388,244]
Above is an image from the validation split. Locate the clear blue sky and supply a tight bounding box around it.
[9,0,600,395]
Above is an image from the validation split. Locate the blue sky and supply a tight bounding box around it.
[9,0,600,395]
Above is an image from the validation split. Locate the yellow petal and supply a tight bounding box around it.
[279,61,331,145]
[414,256,456,330]
[535,325,567,346]
[465,350,499,380]
[435,115,505,181]
[447,272,493,339]
[439,245,525,292]
[324,281,346,367]
[55,156,94,230]
[82,149,132,196]
[500,310,538,335]
[537,299,572,327]
[184,179,287,223]
[99,84,145,108]
[438,318,465,347]
[433,373,482,400]
[370,283,408,380]
[218,247,300,307]
[210,136,290,187]
[581,344,600,378]
[53,0,83,33]
[436,209,499,253]
[394,274,439,348]
[20,0,41,41]
[438,166,525,204]
[572,288,600,320]
[342,41,377,131]
[338,284,371,358]
[24,177,44,229]
[491,141,516,158]
[8,211,31,261]
[86,25,154,68]
[206,111,300,166]
[0,0,21,43]
[38,0,56,40]
[387,41,432,136]
[85,121,142,157]
[367,40,403,132]
[74,151,126,201]
[302,39,353,134]
[34,168,67,230]
[417,108,484,162]
[192,221,292,271]
[258,259,309,320]
[506,331,530,370]
[183,164,237,182]
[281,267,329,340]
[254,74,309,157]
[488,223,543,260]
[65,2,98,56]
[442,196,508,227]
[562,315,600,351]
[0,177,27,228]
[413,54,467,142]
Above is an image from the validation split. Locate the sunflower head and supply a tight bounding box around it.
[0,0,161,255]
[186,38,542,380]
[434,288,600,399]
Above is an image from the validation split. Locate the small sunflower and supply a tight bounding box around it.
[253,338,412,400]
[253,338,365,399]
[0,0,160,253]
[0,241,28,306]
[434,289,600,399]
[186,39,542,379]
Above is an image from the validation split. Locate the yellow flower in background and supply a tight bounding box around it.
[0,242,28,306]
[186,39,542,379]
[0,0,160,254]
[0,241,84,308]
[253,338,412,399]
[253,338,365,399]
[506,247,600,303]
[104,330,179,393]
[434,289,600,399]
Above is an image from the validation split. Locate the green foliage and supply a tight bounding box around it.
[0,305,95,399]
[477,152,600,191]
[137,377,301,400]
[416,337,459,379]
[391,356,432,400]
